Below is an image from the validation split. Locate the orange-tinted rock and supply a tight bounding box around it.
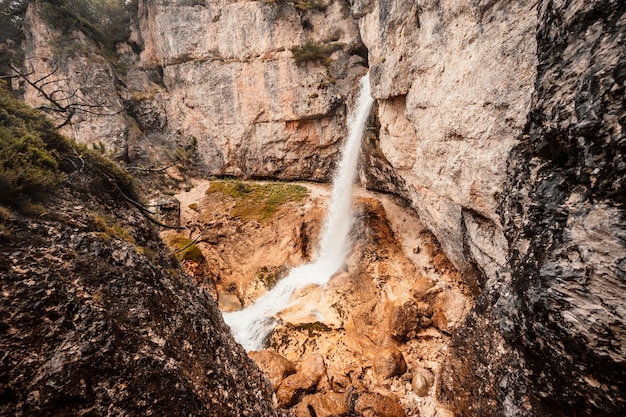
[373,347,407,379]
[412,277,439,302]
[354,392,406,417]
[276,354,326,408]
[248,349,296,391]
[412,367,435,397]
[389,300,420,341]
[431,291,468,333]
[293,392,348,417]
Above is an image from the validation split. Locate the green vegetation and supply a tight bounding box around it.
[0,85,67,205]
[206,180,309,222]
[167,234,204,262]
[91,212,135,244]
[296,321,332,338]
[290,40,344,66]
[0,205,13,237]
[0,0,27,67]
[255,265,282,289]
[39,0,136,52]
[289,0,327,12]
[0,84,137,208]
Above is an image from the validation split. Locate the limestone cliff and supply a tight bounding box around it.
[356,0,538,292]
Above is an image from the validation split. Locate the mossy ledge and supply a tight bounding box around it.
[206,179,309,222]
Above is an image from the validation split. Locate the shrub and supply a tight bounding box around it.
[291,41,344,66]
[0,87,66,205]
[0,85,137,207]
[39,0,135,52]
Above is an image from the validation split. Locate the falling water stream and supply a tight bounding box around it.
[223,73,374,351]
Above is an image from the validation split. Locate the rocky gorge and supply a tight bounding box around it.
[1,0,624,416]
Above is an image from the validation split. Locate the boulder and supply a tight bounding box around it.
[373,347,407,379]
[354,392,406,417]
[293,392,348,417]
[276,354,326,408]
[248,349,296,391]
[412,367,435,397]
[388,300,420,341]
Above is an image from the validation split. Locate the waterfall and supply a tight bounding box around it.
[223,73,373,351]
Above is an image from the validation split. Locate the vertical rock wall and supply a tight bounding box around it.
[134,0,368,179]
[356,0,538,292]
[438,0,626,416]
[496,0,625,414]
[20,2,131,154]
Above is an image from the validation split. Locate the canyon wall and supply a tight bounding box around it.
[14,0,625,416]
[356,0,538,292]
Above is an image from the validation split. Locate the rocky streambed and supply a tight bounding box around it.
[163,179,473,417]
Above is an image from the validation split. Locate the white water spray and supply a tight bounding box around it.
[223,73,373,351]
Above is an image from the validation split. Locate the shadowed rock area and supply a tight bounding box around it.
[441,1,626,416]
[0,91,279,416]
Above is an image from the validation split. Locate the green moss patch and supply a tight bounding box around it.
[90,212,135,245]
[167,234,204,262]
[206,180,308,222]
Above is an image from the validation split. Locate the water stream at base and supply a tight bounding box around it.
[223,73,373,351]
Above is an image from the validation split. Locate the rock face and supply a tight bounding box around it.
[501,0,625,413]
[20,2,130,155]
[17,0,370,180]
[356,0,538,291]
[138,0,366,179]
[440,0,626,416]
[0,104,278,416]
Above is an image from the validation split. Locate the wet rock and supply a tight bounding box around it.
[276,354,326,408]
[373,347,407,379]
[248,349,296,392]
[354,392,406,417]
[412,367,435,397]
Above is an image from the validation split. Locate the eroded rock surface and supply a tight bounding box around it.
[358,0,538,293]
[0,152,278,416]
[172,180,472,416]
[441,1,626,416]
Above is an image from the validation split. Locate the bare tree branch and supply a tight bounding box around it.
[105,175,186,230]
[0,57,123,128]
